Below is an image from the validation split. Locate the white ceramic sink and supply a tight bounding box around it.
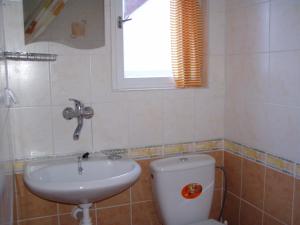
[24,156,141,205]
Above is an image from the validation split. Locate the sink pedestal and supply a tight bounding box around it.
[79,203,93,225]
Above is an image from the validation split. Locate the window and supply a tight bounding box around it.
[123,0,172,79]
[111,0,205,90]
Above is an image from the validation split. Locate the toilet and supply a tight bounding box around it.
[150,154,224,225]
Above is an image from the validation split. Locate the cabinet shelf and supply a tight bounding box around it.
[3,51,57,62]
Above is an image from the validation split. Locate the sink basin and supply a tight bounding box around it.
[24,156,141,204]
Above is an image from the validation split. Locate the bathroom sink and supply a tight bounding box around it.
[24,156,141,204]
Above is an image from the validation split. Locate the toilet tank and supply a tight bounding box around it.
[150,154,215,225]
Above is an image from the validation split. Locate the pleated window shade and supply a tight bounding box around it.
[170,0,205,88]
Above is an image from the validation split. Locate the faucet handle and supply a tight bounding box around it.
[63,107,75,120]
[69,98,84,108]
[83,106,94,119]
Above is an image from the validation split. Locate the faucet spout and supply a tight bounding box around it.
[73,117,83,140]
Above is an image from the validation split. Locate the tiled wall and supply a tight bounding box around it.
[0,1,14,224]
[224,1,300,223]
[223,140,300,225]
[13,139,300,225]
[13,143,224,225]
[225,0,300,163]
[2,0,225,160]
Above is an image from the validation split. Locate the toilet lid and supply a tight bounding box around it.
[188,219,224,225]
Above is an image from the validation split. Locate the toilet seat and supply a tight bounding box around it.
[188,219,224,225]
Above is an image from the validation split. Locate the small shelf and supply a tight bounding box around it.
[3,51,57,62]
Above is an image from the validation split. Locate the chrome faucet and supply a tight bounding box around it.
[77,152,89,175]
[63,99,94,140]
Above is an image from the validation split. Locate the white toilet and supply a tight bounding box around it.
[150,154,224,225]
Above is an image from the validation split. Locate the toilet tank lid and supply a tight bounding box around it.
[150,154,215,172]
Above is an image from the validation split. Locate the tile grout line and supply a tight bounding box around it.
[94,207,98,225]
[291,177,296,225]
[13,176,19,225]
[56,204,60,225]
[261,161,267,225]
[131,200,153,205]
[220,149,224,217]
[17,214,59,222]
[130,187,133,225]
[228,191,287,225]
[238,156,243,225]
[94,203,131,210]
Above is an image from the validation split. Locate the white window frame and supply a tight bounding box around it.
[110,0,175,90]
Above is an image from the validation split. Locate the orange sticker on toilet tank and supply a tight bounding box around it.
[181,183,203,199]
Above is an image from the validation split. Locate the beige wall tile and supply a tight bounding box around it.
[7,61,51,107]
[97,205,130,225]
[96,189,130,208]
[92,102,129,151]
[50,55,92,105]
[269,51,300,108]
[264,168,294,224]
[263,214,285,225]
[58,203,78,214]
[59,210,96,225]
[293,179,300,225]
[226,2,270,54]
[270,0,300,51]
[207,151,223,167]
[163,99,195,144]
[15,174,57,220]
[132,201,161,225]
[207,151,224,189]
[223,193,240,225]
[10,107,54,159]
[132,160,153,202]
[224,152,242,196]
[241,159,265,209]
[209,189,222,220]
[129,99,163,147]
[240,201,263,225]
[18,216,58,225]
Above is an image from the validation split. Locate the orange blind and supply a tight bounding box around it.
[170,0,205,88]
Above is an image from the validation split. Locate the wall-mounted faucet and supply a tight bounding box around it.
[63,99,94,140]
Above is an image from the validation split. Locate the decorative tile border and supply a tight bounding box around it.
[224,139,297,177]
[14,139,224,172]
[13,138,299,179]
[266,154,295,176]
[296,164,300,179]
[242,146,265,163]
[102,149,128,156]
[195,139,224,152]
[128,146,163,159]
[224,140,242,155]
[14,161,24,173]
[164,143,193,156]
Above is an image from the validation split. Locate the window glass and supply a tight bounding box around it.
[123,0,172,79]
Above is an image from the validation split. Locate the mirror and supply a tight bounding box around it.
[23,0,105,49]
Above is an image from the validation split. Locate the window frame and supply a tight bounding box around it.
[110,0,176,90]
